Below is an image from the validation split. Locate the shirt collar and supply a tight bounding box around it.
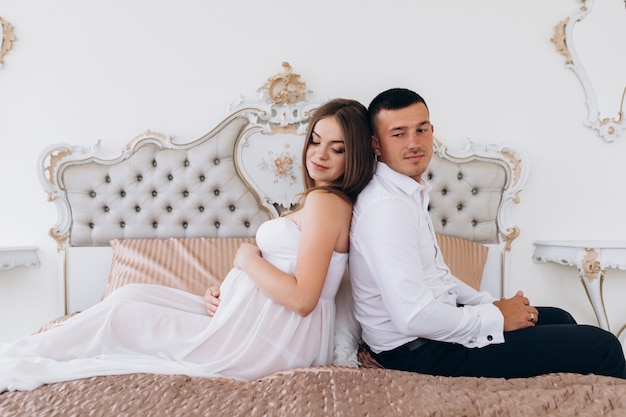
[375,161,432,197]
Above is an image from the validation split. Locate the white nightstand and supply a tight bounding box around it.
[0,246,41,270]
[533,240,626,344]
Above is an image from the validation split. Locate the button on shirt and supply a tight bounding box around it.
[349,162,504,353]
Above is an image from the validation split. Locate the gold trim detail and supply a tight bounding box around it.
[501,226,519,253]
[126,130,170,151]
[259,62,307,105]
[551,18,571,65]
[582,247,602,282]
[501,149,523,203]
[0,16,16,66]
[598,86,626,131]
[50,227,68,251]
[577,268,608,330]
[45,148,72,189]
[272,125,299,135]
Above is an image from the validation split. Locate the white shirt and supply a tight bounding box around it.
[349,162,504,353]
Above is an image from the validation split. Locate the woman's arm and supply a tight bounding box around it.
[235,190,351,317]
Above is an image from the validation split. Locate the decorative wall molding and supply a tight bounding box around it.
[0,16,16,66]
[551,0,625,142]
[258,61,309,106]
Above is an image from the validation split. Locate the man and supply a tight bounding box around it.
[348,87,626,379]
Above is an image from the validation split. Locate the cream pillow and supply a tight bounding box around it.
[333,269,360,367]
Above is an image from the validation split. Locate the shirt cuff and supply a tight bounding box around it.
[472,303,504,348]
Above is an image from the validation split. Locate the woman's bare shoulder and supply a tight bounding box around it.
[302,190,352,252]
[304,189,352,213]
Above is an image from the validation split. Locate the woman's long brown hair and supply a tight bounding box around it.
[295,98,375,208]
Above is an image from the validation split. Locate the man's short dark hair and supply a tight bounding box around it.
[368,88,428,132]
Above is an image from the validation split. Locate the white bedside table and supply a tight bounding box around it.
[0,246,41,270]
[532,240,626,343]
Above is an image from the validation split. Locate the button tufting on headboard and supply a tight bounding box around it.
[37,86,529,311]
[426,153,507,244]
[46,117,272,246]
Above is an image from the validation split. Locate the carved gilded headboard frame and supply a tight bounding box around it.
[37,62,528,311]
[233,62,321,214]
[0,16,16,66]
[551,0,626,142]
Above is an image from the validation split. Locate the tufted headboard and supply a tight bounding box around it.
[426,139,526,247]
[38,63,529,314]
[43,119,268,246]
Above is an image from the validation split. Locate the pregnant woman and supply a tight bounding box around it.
[0,98,375,392]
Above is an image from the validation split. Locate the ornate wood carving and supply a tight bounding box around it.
[0,16,16,66]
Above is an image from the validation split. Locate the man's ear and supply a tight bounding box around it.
[371,135,381,156]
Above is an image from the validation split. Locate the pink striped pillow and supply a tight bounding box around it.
[436,233,488,291]
[102,237,255,299]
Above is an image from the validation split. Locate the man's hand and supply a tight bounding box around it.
[204,286,221,317]
[493,290,539,331]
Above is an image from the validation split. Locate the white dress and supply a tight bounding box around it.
[0,217,348,392]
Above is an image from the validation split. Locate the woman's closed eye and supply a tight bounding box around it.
[309,139,345,154]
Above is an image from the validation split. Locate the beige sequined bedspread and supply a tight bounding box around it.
[2,366,626,417]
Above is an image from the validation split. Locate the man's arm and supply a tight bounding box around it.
[456,279,539,331]
[351,197,504,348]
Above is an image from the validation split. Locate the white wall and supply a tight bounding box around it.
[1,0,625,342]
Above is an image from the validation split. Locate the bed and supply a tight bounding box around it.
[3,63,626,416]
